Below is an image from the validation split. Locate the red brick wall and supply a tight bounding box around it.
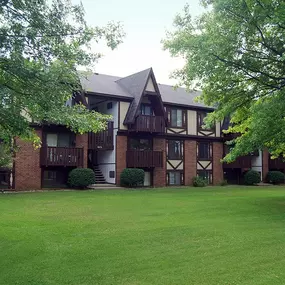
[262,149,269,181]
[153,138,166,187]
[14,129,42,190]
[213,142,224,185]
[76,134,88,168]
[116,135,127,185]
[184,140,196,186]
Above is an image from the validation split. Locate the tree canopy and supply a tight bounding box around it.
[163,0,285,161]
[0,0,124,147]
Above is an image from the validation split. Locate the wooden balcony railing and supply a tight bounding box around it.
[129,115,165,133]
[88,121,114,150]
[269,157,285,169]
[223,156,252,169]
[126,150,163,168]
[40,147,83,167]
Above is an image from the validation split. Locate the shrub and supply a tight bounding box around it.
[266,171,285,185]
[219,179,228,186]
[192,176,208,187]
[120,168,144,187]
[68,168,95,189]
[244,170,261,185]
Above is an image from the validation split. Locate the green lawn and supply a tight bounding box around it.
[1,187,285,285]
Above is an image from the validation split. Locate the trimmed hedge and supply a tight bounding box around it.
[68,168,95,189]
[120,168,144,187]
[244,170,261,185]
[266,171,285,184]
[192,176,208,187]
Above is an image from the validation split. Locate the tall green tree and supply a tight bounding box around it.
[0,0,124,147]
[163,0,285,161]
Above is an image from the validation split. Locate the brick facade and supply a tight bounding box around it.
[212,142,224,185]
[14,129,42,190]
[116,135,127,186]
[262,149,269,181]
[76,134,88,168]
[184,140,196,186]
[153,138,166,187]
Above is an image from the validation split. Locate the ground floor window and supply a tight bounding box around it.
[42,169,69,188]
[197,170,213,184]
[167,171,184,186]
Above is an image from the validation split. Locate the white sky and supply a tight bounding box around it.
[72,0,204,85]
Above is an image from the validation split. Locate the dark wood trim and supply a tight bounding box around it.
[84,91,133,102]
[167,128,187,134]
[164,102,214,112]
[167,160,183,170]
[118,100,121,131]
[116,130,224,141]
[197,161,212,170]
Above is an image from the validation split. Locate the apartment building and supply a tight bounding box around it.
[10,68,276,190]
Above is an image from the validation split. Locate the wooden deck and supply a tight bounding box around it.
[126,150,163,168]
[129,115,165,133]
[88,121,114,150]
[40,147,84,167]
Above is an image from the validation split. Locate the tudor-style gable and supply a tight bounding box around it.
[117,68,166,133]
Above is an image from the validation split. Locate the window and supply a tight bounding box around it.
[140,104,153,116]
[168,171,183,185]
[197,112,215,131]
[170,109,183,127]
[46,133,75,147]
[44,171,57,181]
[168,140,183,160]
[129,138,152,150]
[109,171,115,178]
[197,142,212,160]
[107,102,113,109]
[197,170,212,184]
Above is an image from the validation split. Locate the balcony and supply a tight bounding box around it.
[269,157,285,169]
[88,121,114,150]
[129,115,165,133]
[40,147,84,167]
[126,150,163,168]
[223,156,252,169]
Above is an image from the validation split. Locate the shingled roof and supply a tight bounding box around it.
[79,68,213,123]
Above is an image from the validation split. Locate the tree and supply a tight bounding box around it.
[0,143,12,168]
[163,0,285,161]
[0,0,124,147]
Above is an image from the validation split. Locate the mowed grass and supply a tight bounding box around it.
[1,187,285,285]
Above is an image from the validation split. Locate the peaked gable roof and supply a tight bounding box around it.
[115,68,166,124]
[116,68,151,124]
[79,69,211,110]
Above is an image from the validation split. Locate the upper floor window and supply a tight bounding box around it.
[168,108,186,128]
[129,138,152,151]
[46,133,75,148]
[140,104,153,116]
[197,112,215,132]
[197,142,212,160]
[167,140,183,160]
